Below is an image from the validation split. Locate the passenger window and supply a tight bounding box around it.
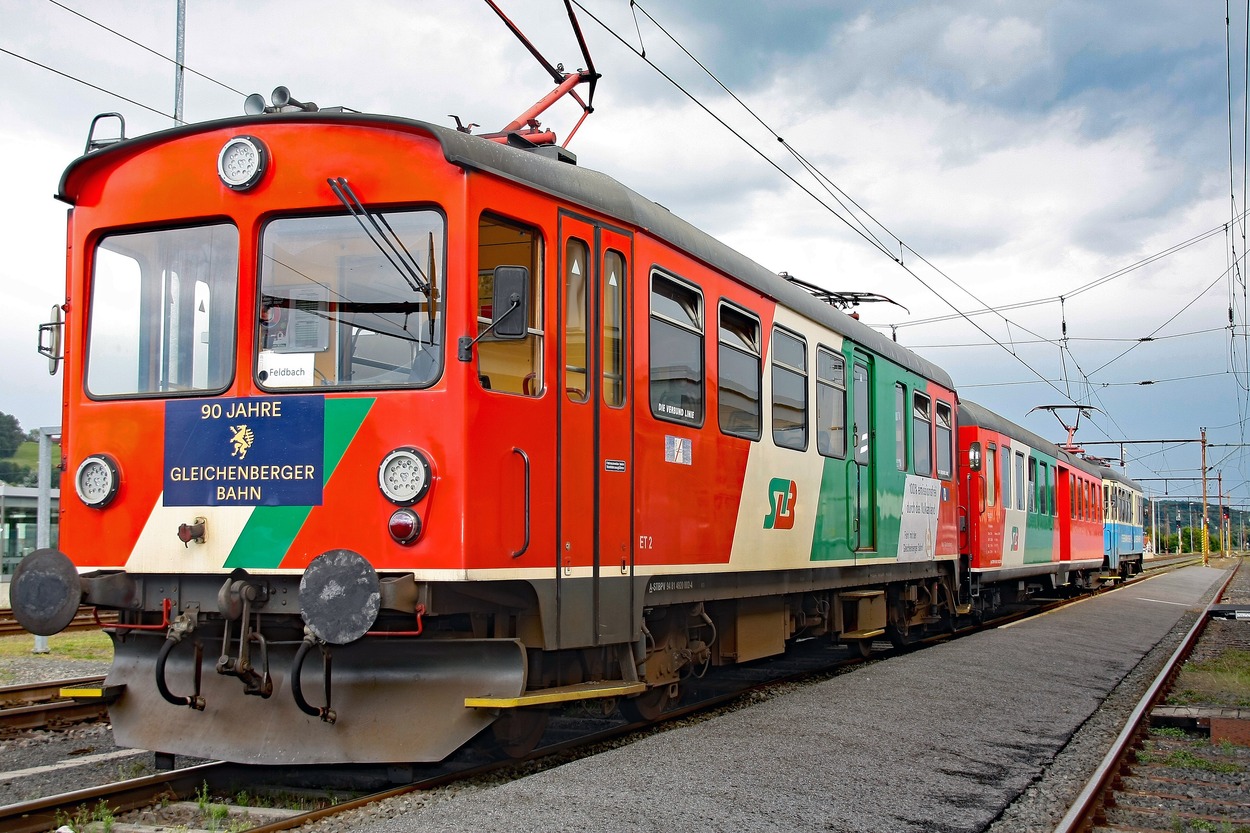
[650,272,703,424]
[816,347,846,458]
[771,328,807,450]
[895,384,907,471]
[1002,445,1012,509]
[1039,462,1047,514]
[1015,452,1025,511]
[912,392,931,475]
[935,400,953,479]
[1028,458,1037,513]
[602,250,626,407]
[717,304,761,439]
[477,215,543,396]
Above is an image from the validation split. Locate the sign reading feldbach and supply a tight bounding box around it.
[164,396,324,506]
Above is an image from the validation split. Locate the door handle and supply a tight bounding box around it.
[511,447,530,558]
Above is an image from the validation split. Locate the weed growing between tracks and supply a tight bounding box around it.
[1141,728,1245,775]
[1169,648,1250,709]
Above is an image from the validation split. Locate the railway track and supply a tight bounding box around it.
[0,677,108,735]
[0,555,1212,833]
[1055,559,1248,833]
[0,608,116,638]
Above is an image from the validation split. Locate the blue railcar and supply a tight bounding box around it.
[1099,465,1144,577]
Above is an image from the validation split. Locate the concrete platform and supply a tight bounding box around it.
[349,564,1228,833]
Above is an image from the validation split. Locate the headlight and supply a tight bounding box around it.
[75,454,119,508]
[378,448,432,505]
[217,135,268,191]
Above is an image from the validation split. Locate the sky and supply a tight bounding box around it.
[1,0,1247,521]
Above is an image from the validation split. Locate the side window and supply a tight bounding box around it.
[1027,457,1037,513]
[912,392,931,475]
[935,400,953,479]
[649,272,703,424]
[602,250,626,407]
[1015,451,1025,511]
[771,328,808,451]
[564,238,589,403]
[477,215,543,396]
[816,347,846,458]
[717,304,761,439]
[894,384,907,471]
[1039,462,1047,514]
[986,444,997,507]
[1002,445,1012,509]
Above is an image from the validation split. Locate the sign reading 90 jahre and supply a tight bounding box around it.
[164,396,325,506]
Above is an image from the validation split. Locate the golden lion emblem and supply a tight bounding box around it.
[229,424,255,459]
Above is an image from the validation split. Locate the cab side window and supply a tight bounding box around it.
[477,214,543,396]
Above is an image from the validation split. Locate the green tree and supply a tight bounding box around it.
[0,412,23,458]
[0,460,34,486]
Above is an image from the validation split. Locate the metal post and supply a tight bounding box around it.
[1218,472,1225,556]
[32,427,60,654]
[0,482,6,580]
[1150,496,1157,557]
[1200,428,1209,566]
[174,0,186,125]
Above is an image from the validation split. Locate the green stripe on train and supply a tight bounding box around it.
[224,397,374,569]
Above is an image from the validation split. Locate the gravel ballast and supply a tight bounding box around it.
[328,564,1229,833]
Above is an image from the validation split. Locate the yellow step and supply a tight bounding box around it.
[466,680,646,709]
[841,628,886,640]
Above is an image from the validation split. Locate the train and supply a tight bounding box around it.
[12,71,1146,765]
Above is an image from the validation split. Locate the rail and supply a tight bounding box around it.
[1052,558,1241,833]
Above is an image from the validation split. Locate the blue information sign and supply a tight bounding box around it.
[164,396,325,506]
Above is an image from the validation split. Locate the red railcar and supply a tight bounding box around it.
[958,400,1104,609]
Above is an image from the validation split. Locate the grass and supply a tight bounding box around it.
[1167,648,1250,708]
[1140,747,1244,774]
[7,440,59,467]
[0,630,113,662]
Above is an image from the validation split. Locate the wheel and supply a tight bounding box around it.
[619,684,678,722]
[853,639,873,658]
[489,709,549,758]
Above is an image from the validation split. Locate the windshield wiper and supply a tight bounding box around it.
[327,177,430,295]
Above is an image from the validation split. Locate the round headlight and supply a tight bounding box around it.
[75,454,119,508]
[217,135,268,191]
[378,448,432,505]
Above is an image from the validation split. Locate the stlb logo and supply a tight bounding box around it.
[763,478,798,530]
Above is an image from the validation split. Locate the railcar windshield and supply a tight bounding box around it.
[258,210,446,389]
[86,223,239,397]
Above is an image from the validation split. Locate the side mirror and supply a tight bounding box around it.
[457,266,531,362]
[38,304,63,376]
[491,266,529,340]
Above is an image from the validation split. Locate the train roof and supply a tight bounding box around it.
[1097,465,1143,493]
[58,111,954,391]
[959,399,1102,477]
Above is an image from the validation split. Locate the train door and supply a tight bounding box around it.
[851,354,876,551]
[1057,465,1072,562]
[556,213,634,648]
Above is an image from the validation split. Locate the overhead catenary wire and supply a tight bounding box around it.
[572,0,1081,407]
[44,0,246,99]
